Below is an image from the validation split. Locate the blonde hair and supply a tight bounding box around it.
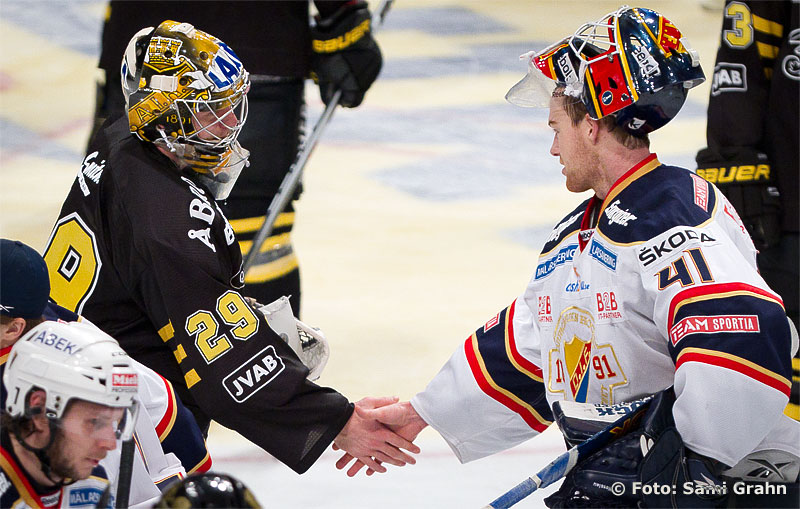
[555,88,650,149]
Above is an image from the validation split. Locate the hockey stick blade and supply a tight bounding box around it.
[482,396,654,509]
[242,0,395,273]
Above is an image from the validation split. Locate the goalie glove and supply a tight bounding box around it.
[257,296,330,381]
[310,0,382,107]
[545,389,728,508]
[696,147,782,250]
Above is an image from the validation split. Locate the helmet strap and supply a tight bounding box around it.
[156,126,177,152]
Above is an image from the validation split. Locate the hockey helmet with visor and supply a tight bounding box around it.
[506,6,705,135]
[3,320,140,442]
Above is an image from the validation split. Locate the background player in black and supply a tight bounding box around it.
[696,0,799,421]
[46,20,416,476]
[90,0,383,318]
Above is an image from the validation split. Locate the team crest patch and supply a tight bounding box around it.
[564,335,592,401]
[549,307,627,404]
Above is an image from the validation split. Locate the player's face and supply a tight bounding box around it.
[192,105,238,142]
[49,400,121,480]
[547,96,598,193]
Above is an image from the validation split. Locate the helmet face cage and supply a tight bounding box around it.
[3,321,140,441]
[507,6,705,134]
[173,84,249,153]
[122,20,250,174]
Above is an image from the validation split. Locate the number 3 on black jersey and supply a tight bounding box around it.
[43,213,103,314]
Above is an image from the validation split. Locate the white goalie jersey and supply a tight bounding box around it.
[412,155,798,470]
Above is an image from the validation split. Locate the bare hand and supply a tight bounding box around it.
[334,400,428,477]
[332,397,421,477]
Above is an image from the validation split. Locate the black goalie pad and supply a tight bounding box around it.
[545,389,728,508]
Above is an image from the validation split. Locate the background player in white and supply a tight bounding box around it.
[0,238,205,507]
[336,6,799,507]
[0,321,139,508]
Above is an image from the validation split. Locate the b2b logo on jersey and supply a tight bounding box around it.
[595,291,623,323]
[538,296,552,324]
[223,345,285,403]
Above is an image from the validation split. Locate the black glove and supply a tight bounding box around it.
[696,147,782,250]
[310,1,383,108]
[544,389,729,508]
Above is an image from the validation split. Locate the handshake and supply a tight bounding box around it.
[332,397,428,477]
[256,296,427,476]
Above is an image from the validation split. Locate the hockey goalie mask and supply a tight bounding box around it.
[121,20,250,198]
[506,6,705,134]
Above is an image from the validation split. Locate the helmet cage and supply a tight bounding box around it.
[122,20,250,175]
[173,90,249,153]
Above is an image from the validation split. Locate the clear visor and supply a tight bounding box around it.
[505,49,582,108]
[58,399,140,442]
[507,7,627,109]
[180,92,249,150]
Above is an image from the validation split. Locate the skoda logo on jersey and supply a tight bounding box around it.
[589,240,617,271]
[207,41,243,90]
[601,90,613,105]
[535,244,578,280]
[638,228,717,267]
[223,345,285,403]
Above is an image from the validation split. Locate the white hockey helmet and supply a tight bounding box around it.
[3,321,139,440]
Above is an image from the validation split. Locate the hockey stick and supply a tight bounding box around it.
[242,0,395,273]
[114,438,135,508]
[482,396,654,509]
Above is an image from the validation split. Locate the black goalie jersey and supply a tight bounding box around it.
[44,116,352,474]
